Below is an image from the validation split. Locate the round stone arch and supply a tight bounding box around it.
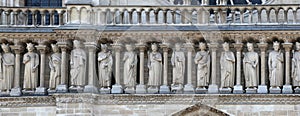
[171,103,230,116]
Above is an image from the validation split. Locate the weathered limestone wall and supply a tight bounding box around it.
[0,107,56,116]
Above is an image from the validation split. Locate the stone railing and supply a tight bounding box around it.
[66,4,300,25]
[0,7,66,27]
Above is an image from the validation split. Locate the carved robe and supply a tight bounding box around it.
[220,51,235,88]
[123,51,137,87]
[0,53,14,91]
[98,51,113,87]
[243,51,259,87]
[171,51,185,85]
[194,51,210,87]
[292,52,300,86]
[49,53,61,89]
[70,48,87,86]
[23,52,39,89]
[148,52,162,86]
[268,51,284,87]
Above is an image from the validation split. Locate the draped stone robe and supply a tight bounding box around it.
[220,51,235,88]
[268,51,284,87]
[49,53,61,89]
[123,51,137,87]
[23,52,39,90]
[147,52,162,86]
[292,52,300,86]
[171,51,185,85]
[70,48,87,86]
[1,53,14,91]
[194,51,210,87]
[98,51,113,88]
[243,51,259,88]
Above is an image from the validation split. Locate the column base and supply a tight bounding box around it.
[136,84,147,94]
[219,87,232,94]
[99,87,111,94]
[269,86,281,94]
[282,85,293,94]
[147,86,159,94]
[10,87,22,96]
[246,87,257,94]
[69,86,84,93]
[233,85,244,94]
[124,87,135,94]
[195,87,208,94]
[111,84,123,94]
[257,85,268,94]
[22,90,35,96]
[208,84,219,94]
[0,91,10,97]
[56,84,68,93]
[47,89,56,95]
[35,87,47,95]
[294,87,300,94]
[84,85,99,93]
[159,85,170,94]
[183,84,195,94]
[171,84,183,94]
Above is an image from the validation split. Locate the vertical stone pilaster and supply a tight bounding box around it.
[282,42,293,94]
[57,42,70,93]
[10,45,23,96]
[84,42,99,93]
[159,43,170,94]
[257,42,268,94]
[208,43,219,94]
[135,43,147,94]
[35,44,47,95]
[233,43,244,94]
[111,43,123,94]
[184,42,195,94]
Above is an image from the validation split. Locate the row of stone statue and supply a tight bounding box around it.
[1,40,300,95]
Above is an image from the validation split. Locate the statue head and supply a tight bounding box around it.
[101,44,108,52]
[247,43,254,52]
[125,44,133,52]
[1,44,10,53]
[199,42,206,51]
[51,44,59,53]
[273,41,280,51]
[175,43,181,51]
[73,40,81,48]
[26,43,35,52]
[222,42,229,51]
[151,43,158,52]
[296,42,300,51]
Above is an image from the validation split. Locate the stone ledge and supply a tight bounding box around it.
[0,96,55,107]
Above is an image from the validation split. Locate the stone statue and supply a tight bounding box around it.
[98,44,113,89]
[268,41,283,88]
[194,42,210,88]
[243,43,259,89]
[48,44,61,90]
[0,44,14,93]
[292,42,300,88]
[70,40,87,89]
[123,44,137,88]
[220,42,235,88]
[147,43,162,87]
[171,43,185,87]
[23,43,39,90]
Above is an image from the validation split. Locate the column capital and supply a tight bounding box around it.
[36,45,48,54]
[208,43,219,51]
[10,45,24,54]
[111,43,122,51]
[160,42,170,51]
[233,43,243,52]
[84,42,98,52]
[282,42,293,51]
[185,42,194,51]
[258,43,268,52]
[57,42,71,51]
[136,43,147,51]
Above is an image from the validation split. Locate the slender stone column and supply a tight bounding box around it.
[111,43,123,93]
[10,45,23,96]
[35,44,47,95]
[257,42,268,93]
[57,42,70,93]
[135,42,147,94]
[159,43,170,94]
[282,42,293,93]
[184,42,195,93]
[233,43,244,93]
[83,42,99,93]
[208,43,219,93]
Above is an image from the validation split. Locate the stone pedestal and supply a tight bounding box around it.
[10,87,22,96]
[147,86,159,94]
[219,88,232,94]
[99,87,111,94]
[294,87,300,94]
[208,84,219,94]
[269,87,281,94]
[136,84,147,94]
[159,85,170,94]
[124,87,135,94]
[0,92,10,97]
[246,87,257,94]
[56,84,68,93]
[233,85,244,94]
[257,85,268,94]
[183,84,195,94]
[111,84,123,94]
[282,85,293,94]
[22,90,35,96]
[171,84,183,94]
[47,89,56,95]
[69,86,84,93]
[84,85,99,93]
[35,87,47,95]
[195,87,208,94]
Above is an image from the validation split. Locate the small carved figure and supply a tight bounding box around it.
[268,41,284,88]
[70,40,87,88]
[194,42,210,88]
[23,43,39,90]
[98,44,113,89]
[49,44,61,90]
[220,42,235,88]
